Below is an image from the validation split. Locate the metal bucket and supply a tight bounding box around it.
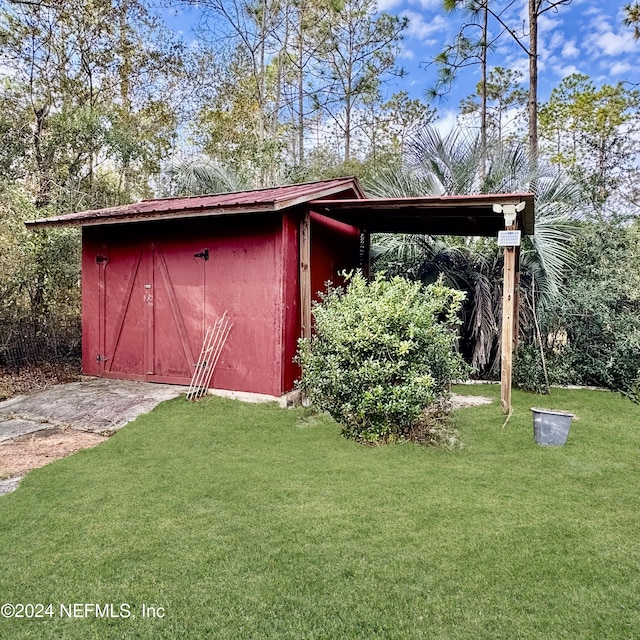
[531,407,574,446]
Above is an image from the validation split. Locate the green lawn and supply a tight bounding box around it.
[0,385,639,639]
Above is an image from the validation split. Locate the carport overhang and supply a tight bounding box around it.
[308,192,534,236]
[308,192,535,415]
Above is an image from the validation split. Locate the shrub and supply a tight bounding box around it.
[400,398,463,449]
[296,272,468,443]
[512,343,576,394]
[534,222,640,393]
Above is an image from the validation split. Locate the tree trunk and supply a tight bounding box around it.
[528,0,539,167]
[33,105,51,209]
[480,1,488,179]
[298,4,305,166]
[344,94,351,163]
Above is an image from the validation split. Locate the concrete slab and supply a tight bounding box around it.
[0,418,52,443]
[0,377,187,435]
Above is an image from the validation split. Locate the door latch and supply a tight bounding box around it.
[194,249,209,261]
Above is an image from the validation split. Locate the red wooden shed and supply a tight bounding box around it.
[27,178,533,411]
[26,178,365,401]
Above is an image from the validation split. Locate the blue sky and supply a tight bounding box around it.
[378,0,638,117]
[166,0,638,130]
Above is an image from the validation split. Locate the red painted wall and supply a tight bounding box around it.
[280,212,301,393]
[310,212,361,302]
[83,215,286,396]
[81,209,361,397]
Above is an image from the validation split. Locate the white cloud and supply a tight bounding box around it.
[403,11,447,41]
[554,64,581,79]
[398,44,416,60]
[547,31,566,52]
[409,0,442,9]
[537,12,563,36]
[585,17,637,58]
[431,109,459,140]
[378,0,441,13]
[593,30,637,56]
[609,61,633,76]
[561,40,580,59]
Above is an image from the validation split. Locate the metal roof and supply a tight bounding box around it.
[25,177,366,229]
[24,177,534,236]
[309,193,535,236]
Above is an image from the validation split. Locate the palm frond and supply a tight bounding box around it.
[364,167,437,198]
[160,158,251,196]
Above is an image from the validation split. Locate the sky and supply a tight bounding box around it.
[166,0,638,130]
[375,0,639,124]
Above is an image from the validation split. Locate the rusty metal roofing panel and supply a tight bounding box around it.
[25,177,366,230]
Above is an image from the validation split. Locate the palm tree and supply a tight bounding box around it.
[159,157,251,197]
[366,125,580,375]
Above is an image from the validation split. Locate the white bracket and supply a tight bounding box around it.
[493,201,526,227]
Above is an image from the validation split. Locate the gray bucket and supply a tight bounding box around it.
[531,407,574,446]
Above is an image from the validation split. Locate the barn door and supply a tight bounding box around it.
[149,241,207,381]
[99,240,207,383]
[101,244,149,379]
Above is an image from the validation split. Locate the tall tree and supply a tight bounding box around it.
[0,0,185,210]
[435,0,572,164]
[539,74,640,220]
[286,0,337,167]
[488,0,572,162]
[460,66,527,144]
[433,0,495,165]
[310,0,407,162]
[194,47,286,184]
[193,0,292,184]
[354,91,435,167]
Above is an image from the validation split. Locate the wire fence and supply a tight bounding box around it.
[0,315,81,370]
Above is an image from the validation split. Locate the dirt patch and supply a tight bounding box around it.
[451,394,493,409]
[0,426,107,480]
[0,364,101,494]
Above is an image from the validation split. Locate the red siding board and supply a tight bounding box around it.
[281,211,302,393]
[82,216,287,397]
[81,229,102,376]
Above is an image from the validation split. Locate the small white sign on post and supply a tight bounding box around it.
[497,230,521,247]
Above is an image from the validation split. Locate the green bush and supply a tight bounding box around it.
[535,222,640,393]
[512,343,576,394]
[296,272,468,443]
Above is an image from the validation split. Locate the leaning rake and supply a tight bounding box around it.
[187,311,233,400]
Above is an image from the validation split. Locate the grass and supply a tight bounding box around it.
[0,385,639,639]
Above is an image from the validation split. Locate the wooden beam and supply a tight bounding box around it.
[299,211,311,340]
[501,243,517,414]
[513,250,521,349]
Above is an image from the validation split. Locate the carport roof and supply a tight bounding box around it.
[310,193,534,236]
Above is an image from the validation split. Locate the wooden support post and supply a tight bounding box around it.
[513,249,521,349]
[501,243,517,414]
[299,211,311,340]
